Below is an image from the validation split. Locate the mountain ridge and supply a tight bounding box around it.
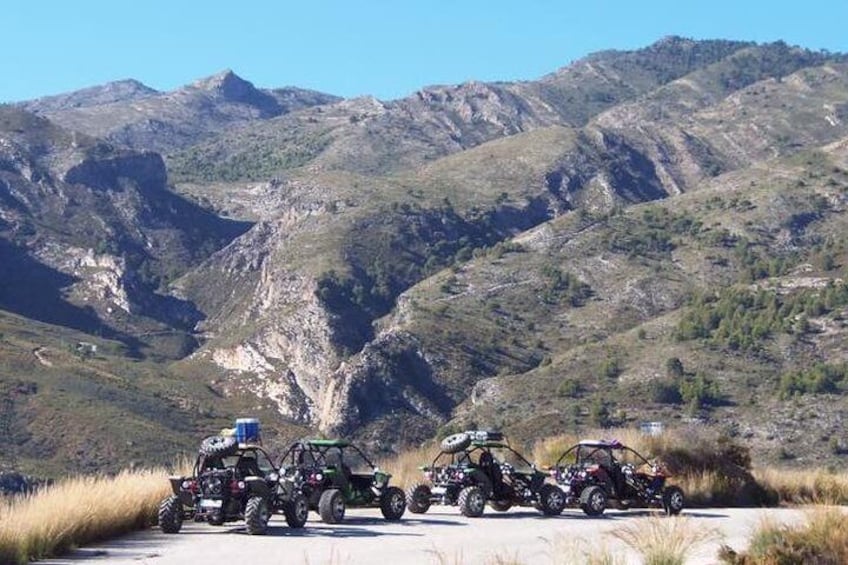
[4,37,848,474]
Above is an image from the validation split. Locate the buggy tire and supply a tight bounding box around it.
[406,483,432,514]
[199,435,238,458]
[245,496,270,535]
[538,483,566,516]
[158,495,183,534]
[663,486,684,515]
[458,485,485,518]
[489,499,512,512]
[580,485,607,517]
[440,433,471,454]
[380,486,406,520]
[284,492,309,529]
[318,489,345,523]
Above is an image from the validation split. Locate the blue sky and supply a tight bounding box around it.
[2,0,846,103]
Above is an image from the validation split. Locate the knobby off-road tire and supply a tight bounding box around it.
[663,485,685,515]
[199,435,238,458]
[284,492,309,528]
[158,495,183,534]
[380,486,406,520]
[440,433,471,454]
[457,485,485,518]
[245,496,270,535]
[580,485,607,517]
[406,483,432,514]
[489,499,512,512]
[538,483,566,516]
[318,489,346,523]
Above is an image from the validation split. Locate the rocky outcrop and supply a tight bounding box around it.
[23,71,341,153]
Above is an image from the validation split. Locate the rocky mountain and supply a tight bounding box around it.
[0,106,254,357]
[4,37,848,474]
[19,71,341,153]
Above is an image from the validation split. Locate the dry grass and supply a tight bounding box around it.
[719,506,848,564]
[378,444,438,489]
[0,468,171,565]
[543,534,626,565]
[612,516,721,565]
[754,467,848,505]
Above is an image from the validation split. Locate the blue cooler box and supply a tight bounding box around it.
[235,418,260,444]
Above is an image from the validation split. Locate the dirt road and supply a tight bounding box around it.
[47,507,809,565]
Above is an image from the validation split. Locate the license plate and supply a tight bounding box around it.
[431,487,446,495]
[200,499,222,509]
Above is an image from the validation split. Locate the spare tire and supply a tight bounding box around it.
[199,435,238,458]
[440,433,471,454]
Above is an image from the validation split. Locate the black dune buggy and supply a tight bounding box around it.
[406,430,565,517]
[550,439,684,516]
[277,438,406,523]
[158,435,309,535]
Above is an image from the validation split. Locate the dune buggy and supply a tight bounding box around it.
[158,435,308,535]
[406,430,564,517]
[277,438,406,523]
[550,439,684,516]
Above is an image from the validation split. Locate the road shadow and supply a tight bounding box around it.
[340,515,465,527]
[260,524,422,538]
[559,509,729,520]
[43,540,164,564]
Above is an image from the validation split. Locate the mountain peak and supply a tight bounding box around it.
[191,69,251,95]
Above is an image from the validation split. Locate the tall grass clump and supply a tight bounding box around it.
[719,507,848,564]
[543,534,625,565]
[0,468,171,564]
[378,443,438,488]
[613,516,720,565]
[753,467,848,505]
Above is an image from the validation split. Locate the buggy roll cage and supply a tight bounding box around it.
[429,442,535,470]
[194,445,279,477]
[278,440,380,472]
[553,442,653,469]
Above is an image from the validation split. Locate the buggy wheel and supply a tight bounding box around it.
[199,435,238,458]
[538,484,565,516]
[489,500,512,512]
[458,485,485,518]
[580,485,606,517]
[318,489,346,523]
[440,433,471,454]
[380,486,406,520]
[284,492,309,528]
[245,496,270,535]
[158,495,183,534]
[663,486,684,515]
[406,483,432,514]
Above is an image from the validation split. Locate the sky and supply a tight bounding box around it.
[2,0,847,103]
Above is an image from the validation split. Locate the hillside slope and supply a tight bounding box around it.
[5,37,848,472]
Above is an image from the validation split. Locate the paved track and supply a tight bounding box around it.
[47,506,810,565]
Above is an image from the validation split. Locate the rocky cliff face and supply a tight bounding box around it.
[0,106,249,356]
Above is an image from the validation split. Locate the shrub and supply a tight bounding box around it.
[613,516,720,565]
[719,507,848,564]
